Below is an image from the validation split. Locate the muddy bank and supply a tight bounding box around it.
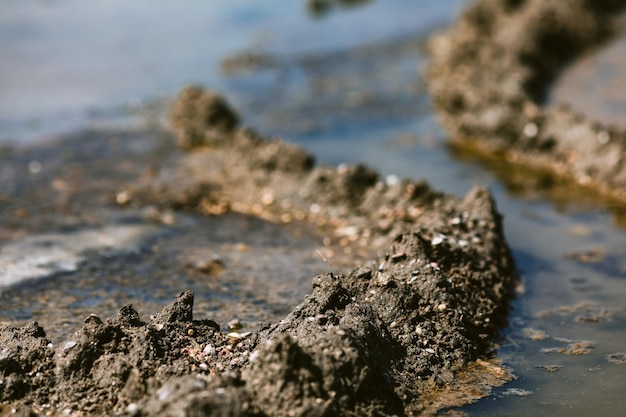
[427,0,626,201]
[1,87,517,416]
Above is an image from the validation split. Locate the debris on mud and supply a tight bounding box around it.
[535,365,562,373]
[427,0,626,201]
[606,352,626,364]
[524,328,548,341]
[564,247,607,264]
[0,87,518,416]
[541,339,595,356]
[501,388,532,397]
[536,301,616,323]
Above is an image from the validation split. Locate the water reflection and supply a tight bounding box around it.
[449,141,626,229]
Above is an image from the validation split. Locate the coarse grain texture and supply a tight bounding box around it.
[0,87,517,416]
[427,0,626,201]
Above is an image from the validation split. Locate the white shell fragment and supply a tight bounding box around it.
[63,341,77,350]
[431,234,446,246]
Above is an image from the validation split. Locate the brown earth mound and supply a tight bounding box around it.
[427,0,626,201]
[0,87,518,416]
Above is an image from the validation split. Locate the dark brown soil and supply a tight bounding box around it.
[427,0,626,202]
[0,87,518,416]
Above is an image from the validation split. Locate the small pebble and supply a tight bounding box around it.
[523,122,538,138]
[126,403,140,416]
[63,341,77,350]
[228,319,242,330]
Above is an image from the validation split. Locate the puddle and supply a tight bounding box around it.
[1,0,626,415]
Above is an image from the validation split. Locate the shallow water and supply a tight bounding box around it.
[1,1,626,416]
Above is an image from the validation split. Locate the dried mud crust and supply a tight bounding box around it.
[427,0,626,201]
[1,87,517,416]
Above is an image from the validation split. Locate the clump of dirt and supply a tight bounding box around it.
[169,85,240,150]
[129,87,480,264]
[1,87,517,416]
[427,0,626,201]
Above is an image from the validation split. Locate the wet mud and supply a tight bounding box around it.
[427,0,626,202]
[0,87,518,416]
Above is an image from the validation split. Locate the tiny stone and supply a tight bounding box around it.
[523,122,538,138]
[203,344,216,356]
[431,236,444,246]
[228,319,242,330]
[377,273,392,287]
[597,130,610,144]
[391,252,407,263]
[126,403,140,416]
[116,190,132,205]
[385,174,399,186]
[63,341,77,350]
[354,266,372,280]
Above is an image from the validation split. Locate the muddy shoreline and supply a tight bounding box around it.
[427,0,626,202]
[1,87,517,416]
[6,0,626,413]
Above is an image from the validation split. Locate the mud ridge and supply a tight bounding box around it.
[427,0,626,201]
[1,87,517,416]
